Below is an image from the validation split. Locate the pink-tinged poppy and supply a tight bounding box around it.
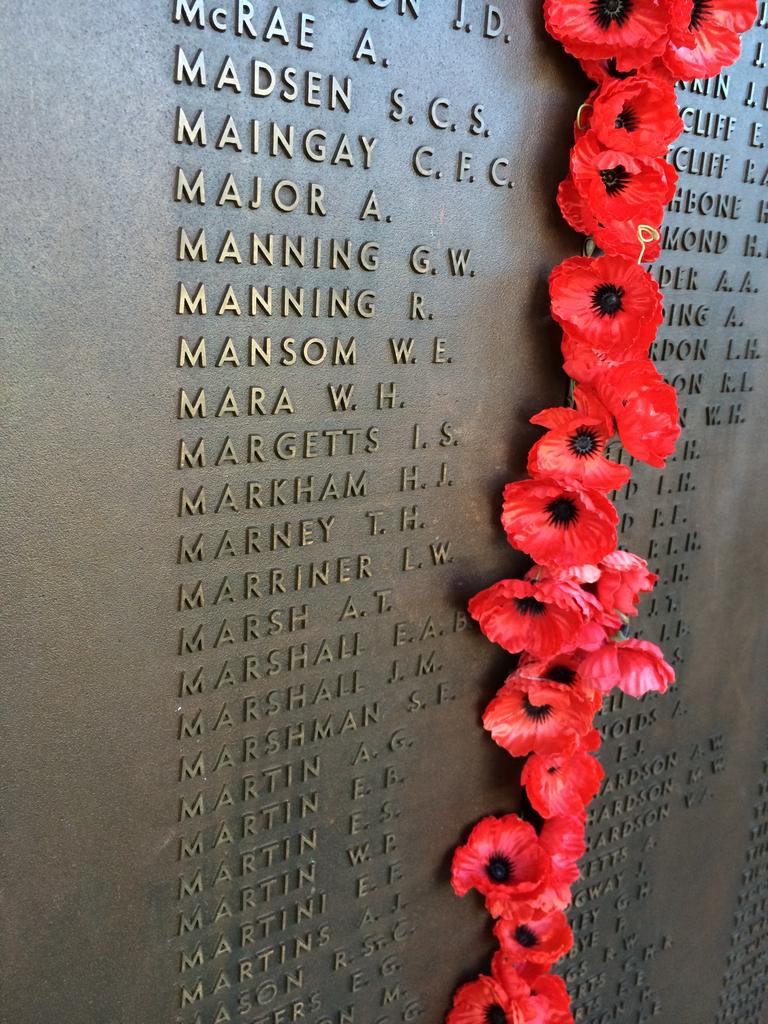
[446,972,536,1024]
[539,815,587,907]
[596,550,657,616]
[580,638,675,697]
[468,578,591,660]
[592,359,681,468]
[550,256,664,354]
[543,0,670,70]
[483,676,596,758]
[528,406,630,492]
[588,75,683,156]
[522,746,605,818]
[502,479,618,568]
[495,910,574,967]
[663,0,756,79]
[451,815,550,920]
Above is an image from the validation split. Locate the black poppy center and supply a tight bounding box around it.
[569,426,600,458]
[615,103,639,132]
[590,0,633,30]
[599,164,631,195]
[515,596,546,617]
[591,283,625,317]
[486,854,514,884]
[690,0,712,30]
[514,924,539,948]
[486,1005,508,1024]
[546,496,579,527]
[606,57,637,79]
[547,765,561,775]
[547,665,577,686]
[523,695,553,722]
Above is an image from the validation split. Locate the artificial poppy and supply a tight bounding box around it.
[522,746,605,818]
[468,578,590,659]
[495,911,574,967]
[528,406,630,492]
[592,360,680,467]
[580,638,675,697]
[570,131,676,222]
[511,651,602,713]
[543,0,670,70]
[594,213,664,263]
[451,815,550,919]
[560,334,626,386]
[557,176,597,238]
[549,255,664,354]
[573,382,615,432]
[483,676,596,757]
[557,178,665,262]
[663,0,756,79]
[539,815,587,908]
[596,550,657,616]
[446,973,535,1024]
[536,564,602,585]
[529,974,575,1024]
[579,56,650,82]
[502,478,618,568]
[522,570,623,653]
[587,75,683,156]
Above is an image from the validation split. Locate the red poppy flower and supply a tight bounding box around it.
[588,75,683,156]
[595,214,664,263]
[522,747,604,818]
[557,176,597,237]
[495,910,574,967]
[511,651,602,713]
[663,0,756,79]
[543,0,670,71]
[550,256,663,355]
[502,479,618,568]
[522,571,622,652]
[539,816,587,907]
[560,335,625,387]
[574,384,615,432]
[579,56,668,82]
[529,974,575,1024]
[596,550,657,616]
[592,360,680,467]
[468,578,591,659]
[538,563,602,585]
[557,179,665,262]
[570,131,676,222]
[483,676,596,757]
[446,973,535,1024]
[580,638,675,697]
[528,406,630,492]
[451,815,550,920]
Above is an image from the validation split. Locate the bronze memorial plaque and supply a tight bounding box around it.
[2,2,768,1023]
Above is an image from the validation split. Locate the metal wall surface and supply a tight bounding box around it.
[1,3,766,1023]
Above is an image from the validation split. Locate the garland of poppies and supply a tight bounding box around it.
[445,2,756,1022]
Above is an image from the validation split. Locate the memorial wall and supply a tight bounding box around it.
[1,2,767,1023]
